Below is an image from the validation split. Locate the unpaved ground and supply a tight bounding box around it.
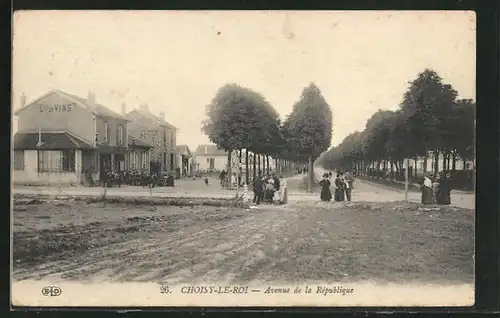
[12,199,474,285]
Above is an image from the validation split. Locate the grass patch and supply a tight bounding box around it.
[13,193,247,208]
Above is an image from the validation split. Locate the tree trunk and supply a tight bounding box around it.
[266,155,270,174]
[227,150,232,190]
[245,149,249,185]
[257,154,261,175]
[452,153,457,171]
[263,155,266,175]
[252,152,256,179]
[275,158,278,174]
[423,153,428,173]
[414,157,418,177]
[441,152,446,172]
[390,161,394,180]
[433,150,439,174]
[307,156,313,193]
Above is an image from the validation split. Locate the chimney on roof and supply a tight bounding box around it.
[20,93,27,108]
[204,145,208,154]
[139,103,149,113]
[159,111,165,120]
[121,103,127,115]
[87,90,96,106]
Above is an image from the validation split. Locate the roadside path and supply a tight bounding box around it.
[12,171,474,209]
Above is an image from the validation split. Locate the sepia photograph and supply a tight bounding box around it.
[11,10,476,307]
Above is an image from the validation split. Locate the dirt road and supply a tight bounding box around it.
[13,199,474,285]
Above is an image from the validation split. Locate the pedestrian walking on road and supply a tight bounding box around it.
[279,175,288,204]
[334,173,345,202]
[252,176,264,205]
[421,174,433,204]
[436,172,452,205]
[344,172,354,201]
[432,174,440,204]
[319,173,332,201]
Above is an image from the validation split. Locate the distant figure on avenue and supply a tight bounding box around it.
[421,174,433,204]
[252,175,264,205]
[319,173,332,201]
[231,173,237,188]
[432,174,441,204]
[272,173,280,192]
[436,172,452,205]
[219,170,226,187]
[204,175,210,185]
[264,179,276,203]
[344,172,355,202]
[334,173,345,202]
[279,175,288,204]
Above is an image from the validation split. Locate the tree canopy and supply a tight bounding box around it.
[317,69,475,174]
[283,82,333,162]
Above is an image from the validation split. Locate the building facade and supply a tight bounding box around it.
[194,144,228,172]
[175,145,193,177]
[12,90,151,185]
[125,104,178,174]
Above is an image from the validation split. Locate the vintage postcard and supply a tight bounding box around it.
[11,10,476,307]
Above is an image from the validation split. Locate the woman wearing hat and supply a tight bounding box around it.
[319,173,332,202]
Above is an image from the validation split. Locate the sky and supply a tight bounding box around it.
[12,10,476,150]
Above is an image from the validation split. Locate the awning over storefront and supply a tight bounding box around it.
[13,131,94,150]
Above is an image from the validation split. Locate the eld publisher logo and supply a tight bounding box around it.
[41,286,62,297]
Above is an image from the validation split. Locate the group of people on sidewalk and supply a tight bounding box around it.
[420,171,452,205]
[252,173,288,205]
[319,170,355,202]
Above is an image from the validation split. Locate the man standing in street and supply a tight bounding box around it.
[252,175,264,205]
[344,171,355,201]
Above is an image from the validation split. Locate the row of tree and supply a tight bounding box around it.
[201,82,333,190]
[317,69,475,178]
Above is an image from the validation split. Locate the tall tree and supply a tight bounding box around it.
[201,83,280,186]
[285,83,333,192]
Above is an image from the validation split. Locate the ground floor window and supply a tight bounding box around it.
[14,150,25,170]
[38,150,75,172]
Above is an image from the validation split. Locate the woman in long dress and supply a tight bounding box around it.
[319,174,332,201]
[279,175,288,204]
[421,174,434,204]
[334,173,345,202]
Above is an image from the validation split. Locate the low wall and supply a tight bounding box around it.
[13,171,81,186]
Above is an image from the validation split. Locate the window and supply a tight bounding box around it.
[104,121,109,144]
[118,124,124,146]
[13,150,24,170]
[37,150,75,172]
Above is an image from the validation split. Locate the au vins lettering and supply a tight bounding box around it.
[39,103,75,112]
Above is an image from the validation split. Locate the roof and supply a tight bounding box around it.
[126,109,177,130]
[14,90,128,121]
[128,135,153,149]
[195,144,228,156]
[13,131,95,150]
[58,91,128,120]
[175,145,191,156]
